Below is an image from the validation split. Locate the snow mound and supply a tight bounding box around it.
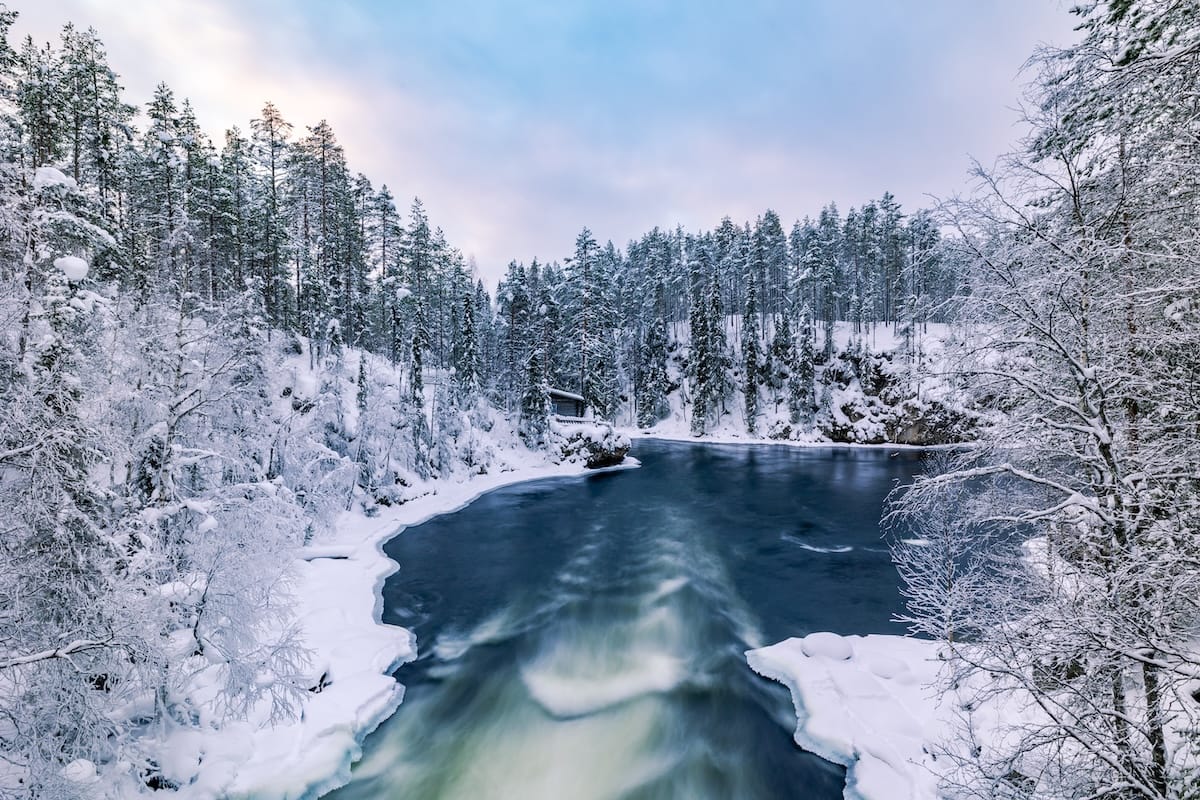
[799,631,854,660]
[33,165,77,192]
[54,255,89,281]
[747,634,941,800]
[61,759,98,784]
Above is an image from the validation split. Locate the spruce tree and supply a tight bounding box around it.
[705,274,731,419]
[356,354,369,413]
[687,245,712,435]
[518,347,550,447]
[742,278,763,433]
[16,36,61,169]
[635,284,670,427]
[789,309,816,429]
[769,314,795,413]
[451,290,480,404]
[496,260,530,410]
[250,102,292,326]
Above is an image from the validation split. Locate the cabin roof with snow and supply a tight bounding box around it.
[548,388,584,403]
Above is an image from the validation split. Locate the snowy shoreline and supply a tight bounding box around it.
[627,429,963,451]
[221,457,640,799]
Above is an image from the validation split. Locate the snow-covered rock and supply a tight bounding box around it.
[556,422,631,468]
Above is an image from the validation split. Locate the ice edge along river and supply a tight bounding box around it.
[221,456,641,800]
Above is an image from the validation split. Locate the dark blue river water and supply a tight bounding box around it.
[326,440,927,799]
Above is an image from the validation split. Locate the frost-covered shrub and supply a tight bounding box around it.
[431,394,496,477]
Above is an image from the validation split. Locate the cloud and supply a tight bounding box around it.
[11,0,1079,288]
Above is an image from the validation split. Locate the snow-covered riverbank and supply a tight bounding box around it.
[169,457,639,800]
[626,429,955,451]
[747,634,944,800]
[747,632,1058,800]
[176,432,939,800]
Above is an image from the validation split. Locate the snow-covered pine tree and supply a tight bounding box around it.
[568,229,618,420]
[789,310,815,429]
[496,259,530,410]
[877,191,905,326]
[689,267,731,435]
[518,345,550,447]
[15,35,61,170]
[56,23,130,205]
[767,313,794,413]
[756,209,788,316]
[137,83,185,293]
[366,183,402,358]
[473,278,497,394]
[635,283,670,428]
[216,127,258,304]
[687,241,712,436]
[451,287,480,405]
[815,203,841,360]
[742,277,763,433]
[250,101,293,327]
[706,274,731,415]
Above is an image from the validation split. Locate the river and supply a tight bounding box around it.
[325,439,927,799]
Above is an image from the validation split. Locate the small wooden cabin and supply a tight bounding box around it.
[548,388,586,419]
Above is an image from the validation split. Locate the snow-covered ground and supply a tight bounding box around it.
[159,457,639,800]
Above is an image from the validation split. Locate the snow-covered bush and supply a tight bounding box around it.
[553,422,630,468]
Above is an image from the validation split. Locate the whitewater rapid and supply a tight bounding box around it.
[326,509,807,798]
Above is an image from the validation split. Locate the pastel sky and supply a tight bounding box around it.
[15,1,1078,286]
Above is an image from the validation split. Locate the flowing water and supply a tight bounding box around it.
[325,440,927,800]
